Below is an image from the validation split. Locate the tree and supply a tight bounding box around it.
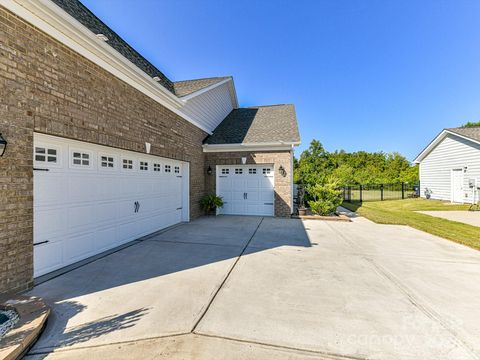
[462,121,480,128]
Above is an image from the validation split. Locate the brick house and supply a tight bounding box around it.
[0,0,300,294]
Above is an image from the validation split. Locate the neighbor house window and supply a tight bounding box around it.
[248,168,257,174]
[122,159,133,169]
[100,156,114,168]
[165,165,171,173]
[235,168,243,174]
[263,168,271,175]
[221,168,229,175]
[72,151,90,166]
[154,163,161,172]
[35,147,57,163]
[140,161,149,171]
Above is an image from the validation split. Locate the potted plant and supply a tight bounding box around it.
[298,185,307,216]
[200,194,224,215]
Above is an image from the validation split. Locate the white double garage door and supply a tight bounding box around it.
[216,165,275,216]
[33,134,189,277]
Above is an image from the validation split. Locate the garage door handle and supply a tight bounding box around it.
[33,168,49,171]
[34,240,49,246]
[137,202,140,212]
[264,203,273,205]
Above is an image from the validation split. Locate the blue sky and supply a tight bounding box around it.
[82,0,480,161]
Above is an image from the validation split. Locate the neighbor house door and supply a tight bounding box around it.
[216,165,274,216]
[451,169,464,203]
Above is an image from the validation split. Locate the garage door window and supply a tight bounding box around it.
[154,163,161,172]
[140,161,149,171]
[174,166,180,174]
[122,159,133,170]
[263,168,271,175]
[165,165,171,173]
[221,168,229,175]
[35,147,58,163]
[235,168,243,175]
[100,156,114,168]
[72,151,90,167]
[248,168,257,174]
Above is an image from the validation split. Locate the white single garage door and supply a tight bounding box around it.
[217,165,274,216]
[33,133,189,277]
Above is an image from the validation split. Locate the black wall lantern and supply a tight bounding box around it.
[278,165,287,177]
[0,133,7,157]
[206,165,213,175]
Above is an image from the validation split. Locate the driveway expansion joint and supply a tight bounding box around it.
[191,217,264,332]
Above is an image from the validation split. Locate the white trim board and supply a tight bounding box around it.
[1,0,217,134]
[203,142,299,153]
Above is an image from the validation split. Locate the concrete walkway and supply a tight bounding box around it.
[25,216,480,360]
[418,210,480,227]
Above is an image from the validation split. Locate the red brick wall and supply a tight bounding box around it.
[0,6,207,294]
[205,151,293,217]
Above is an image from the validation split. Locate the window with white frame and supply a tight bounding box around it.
[35,146,58,163]
[122,159,133,169]
[165,165,171,173]
[72,151,90,166]
[100,155,114,168]
[248,168,257,174]
[174,166,180,174]
[235,168,243,175]
[140,161,149,171]
[221,168,229,175]
[263,168,271,175]
[154,163,161,172]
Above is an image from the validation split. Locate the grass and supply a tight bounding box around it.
[341,198,480,251]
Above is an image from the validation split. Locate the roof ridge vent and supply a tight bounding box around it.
[95,33,109,42]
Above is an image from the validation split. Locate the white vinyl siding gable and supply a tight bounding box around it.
[180,82,234,132]
[419,134,480,202]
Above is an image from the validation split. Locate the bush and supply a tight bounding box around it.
[307,182,343,216]
[200,194,224,215]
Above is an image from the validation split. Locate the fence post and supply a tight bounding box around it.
[381,184,384,201]
[402,182,405,199]
[359,185,363,202]
[348,186,351,202]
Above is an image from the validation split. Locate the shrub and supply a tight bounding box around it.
[307,182,343,216]
[200,194,224,215]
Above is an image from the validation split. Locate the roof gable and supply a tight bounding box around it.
[414,127,480,163]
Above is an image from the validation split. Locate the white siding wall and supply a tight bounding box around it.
[420,134,480,203]
[180,82,234,133]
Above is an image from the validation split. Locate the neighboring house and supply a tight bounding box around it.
[414,127,480,203]
[0,0,300,294]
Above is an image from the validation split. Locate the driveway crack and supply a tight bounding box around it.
[191,217,264,332]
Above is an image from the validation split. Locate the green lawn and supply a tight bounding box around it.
[342,199,480,251]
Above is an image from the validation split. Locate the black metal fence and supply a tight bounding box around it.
[342,183,419,202]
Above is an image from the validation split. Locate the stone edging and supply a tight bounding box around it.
[292,213,352,222]
[0,296,50,360]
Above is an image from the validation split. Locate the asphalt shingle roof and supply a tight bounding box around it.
[173,77,231,97]
[204,105,300,145]
[51,0,175,93]
[447,126,480,142]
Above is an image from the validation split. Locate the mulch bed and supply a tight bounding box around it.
[292,209,351,222]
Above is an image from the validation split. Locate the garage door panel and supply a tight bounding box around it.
[64,232,96,263]
[34,206,67,238]
[34,134,187,277]
[33,240,63,276]
[34,175,67,206]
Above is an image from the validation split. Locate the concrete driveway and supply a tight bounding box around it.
[25,215,480,360]
[418,210,480,227]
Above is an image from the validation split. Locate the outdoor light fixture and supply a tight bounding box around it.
[241,157,247,165]
[145,142,151,154]
[152,76,161,82]
[0,133,7,157]
[95,33,109,41]
[207,166,213,175]
[279,165,287,177]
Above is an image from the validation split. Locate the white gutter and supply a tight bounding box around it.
[203,141,300,153]
[2,0,214,134]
